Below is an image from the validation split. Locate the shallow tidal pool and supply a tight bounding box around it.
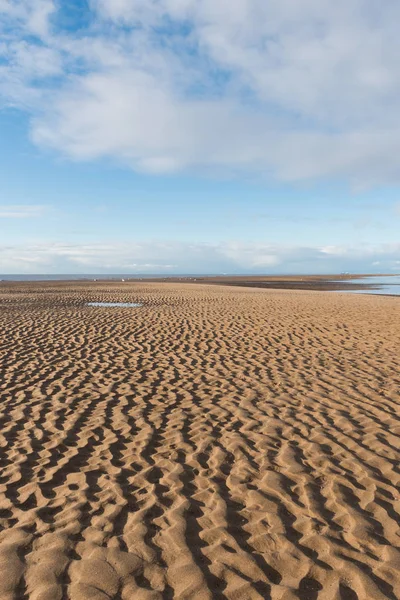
[87,302,143,307]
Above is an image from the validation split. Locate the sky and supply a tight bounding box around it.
[0,0,400,274]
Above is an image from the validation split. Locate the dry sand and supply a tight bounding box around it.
[0,281,399,600]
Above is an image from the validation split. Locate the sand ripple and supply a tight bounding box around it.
[0,282,399,599]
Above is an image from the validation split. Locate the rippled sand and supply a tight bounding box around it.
[0,282,399,600]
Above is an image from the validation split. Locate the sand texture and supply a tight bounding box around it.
[0,282,399,600]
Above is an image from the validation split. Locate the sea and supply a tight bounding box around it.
[337,276,400,296]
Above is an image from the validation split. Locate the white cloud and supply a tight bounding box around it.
[92,0,399,124]
[2,1,400,183]
[0,0,55,36]
[0,240,399,274]
[0,205,47,218]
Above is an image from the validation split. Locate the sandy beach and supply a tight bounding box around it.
[0,281,399,600]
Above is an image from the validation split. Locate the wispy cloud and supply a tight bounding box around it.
[0,241,399,274]
[0,205,47,218]
[1,2,400,185]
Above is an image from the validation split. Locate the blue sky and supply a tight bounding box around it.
[0,0,399,274]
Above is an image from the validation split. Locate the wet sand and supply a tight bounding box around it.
[0,281,399,599]
[120,274,393,292]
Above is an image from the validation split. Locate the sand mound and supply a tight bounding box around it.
[0,282,399,599]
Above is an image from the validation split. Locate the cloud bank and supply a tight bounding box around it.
[0,241,399,274]
[2,1,400,184]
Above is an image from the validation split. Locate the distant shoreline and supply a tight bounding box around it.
[1,273,399,293]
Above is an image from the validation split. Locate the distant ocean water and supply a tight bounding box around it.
[337,276,400,296]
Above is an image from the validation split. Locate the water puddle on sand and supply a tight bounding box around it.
[87,302,143,307]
